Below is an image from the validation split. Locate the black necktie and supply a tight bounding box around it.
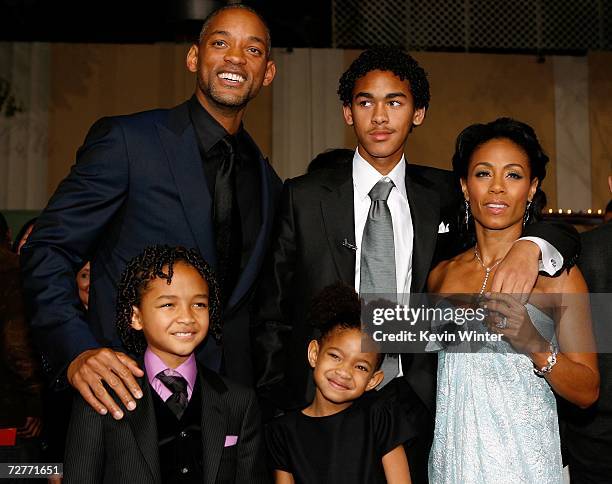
[214,136,242,305]
[157,372,188,420]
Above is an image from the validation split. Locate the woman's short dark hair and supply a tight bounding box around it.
[452,117,549,237]
[309,282,384,370]
[116,245,221,356]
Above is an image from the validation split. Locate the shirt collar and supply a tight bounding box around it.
[144,347,198,393]
[352,148,407,202]
[187,94,244,153]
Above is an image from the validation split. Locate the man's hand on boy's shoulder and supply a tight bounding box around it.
[67,348,144,420]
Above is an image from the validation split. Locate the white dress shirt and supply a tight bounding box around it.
[351,149,563,295]
[353,150,413,298]
[522,237,564,274]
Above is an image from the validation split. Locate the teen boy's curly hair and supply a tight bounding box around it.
[338,47,430,110]
[310,282,384,370]
[116,245,222,356]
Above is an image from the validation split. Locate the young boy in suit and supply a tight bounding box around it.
[64,245,268,484]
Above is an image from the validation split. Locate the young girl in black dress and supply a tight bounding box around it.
[266,283,413,483]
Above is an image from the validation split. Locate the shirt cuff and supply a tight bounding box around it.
[518,236,564,275]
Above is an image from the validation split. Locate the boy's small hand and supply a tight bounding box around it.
[67,348,144,419]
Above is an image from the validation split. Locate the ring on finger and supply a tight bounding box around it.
[495,316,508,329]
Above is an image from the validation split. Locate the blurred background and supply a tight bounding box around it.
[1,0,611,235]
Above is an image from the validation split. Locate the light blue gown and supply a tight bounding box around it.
[428,305,563,483]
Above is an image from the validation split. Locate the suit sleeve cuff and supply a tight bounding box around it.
[45,324,102,388]
[518,236,564,275]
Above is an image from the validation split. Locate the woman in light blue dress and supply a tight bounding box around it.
[427,118,599,483]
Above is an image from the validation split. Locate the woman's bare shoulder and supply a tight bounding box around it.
[428,250,473,292]
[535,265,588,294]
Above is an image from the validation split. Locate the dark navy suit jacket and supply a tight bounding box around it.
[21,101,282,387]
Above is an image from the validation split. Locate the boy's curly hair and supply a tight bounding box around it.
[338,47,430,110]
[116,245,222,355]
[310,282,384,370]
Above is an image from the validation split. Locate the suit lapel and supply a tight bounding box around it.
[227,154,274,309]
[317,162,441,292]
[406,169,440,293]
[320,166,356,285]
[126,374,162,483]
[156,103,216,266]
[199,367,228,484]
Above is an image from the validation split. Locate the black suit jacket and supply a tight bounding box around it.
[578,222,612,293]
[560,222,612,482]
[21,101,282,386]
[253,157,579,414]
[64,364,269,484]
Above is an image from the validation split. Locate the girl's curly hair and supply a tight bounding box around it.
[309,282,384,370]
[310,282,362,338]
[115,245,222,355]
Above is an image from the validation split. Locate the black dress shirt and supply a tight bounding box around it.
[187,95,262,277]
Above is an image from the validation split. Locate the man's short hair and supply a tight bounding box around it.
[338,47,430,110]
[198,4,272,57]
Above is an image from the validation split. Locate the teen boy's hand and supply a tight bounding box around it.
[67,348,144,419]
[490,240,540,298]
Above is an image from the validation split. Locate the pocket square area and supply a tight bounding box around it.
[224,435,238,447]
[438,222,450,233]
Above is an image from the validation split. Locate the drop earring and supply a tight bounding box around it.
[464,200,470,227]
[523,200,532,227]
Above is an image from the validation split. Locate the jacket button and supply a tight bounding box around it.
[181,467,189,474]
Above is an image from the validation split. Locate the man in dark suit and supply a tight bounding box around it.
[21,5,282,421]
[253,47,579,482]
[562,177,612,483]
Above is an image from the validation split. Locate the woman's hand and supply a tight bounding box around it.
[481,292,549,355]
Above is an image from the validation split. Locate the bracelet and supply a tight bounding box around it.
[533,343,558,377]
